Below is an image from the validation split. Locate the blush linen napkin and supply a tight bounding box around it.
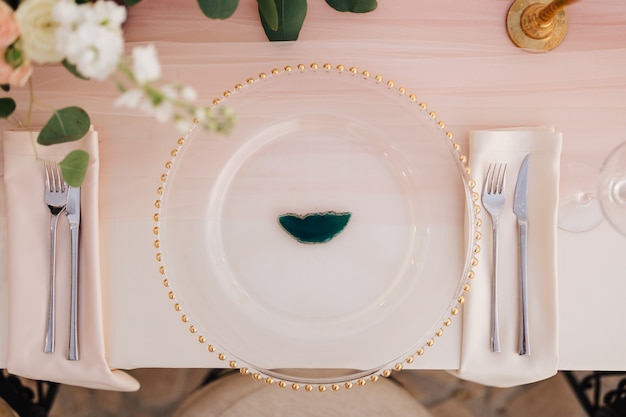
[454,127,562,387]
[2,128,138,391]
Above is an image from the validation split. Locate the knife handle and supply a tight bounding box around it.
[518,220,530,356]
[68,224,79,361]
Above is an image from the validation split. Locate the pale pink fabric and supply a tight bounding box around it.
[2,129,138,391]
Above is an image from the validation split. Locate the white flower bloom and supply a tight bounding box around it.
[15,0,65,63]
[92,0,126,29]
[162,84,181,101]
[175,116,191,133]
[52,0,80,26]
[63,25,124,79]
[54,0,126,80]
[194,107,208,122]
[115,86,175,124]
[114,89,143,109]
[131,45,161,84]
[141,99,174,123]
[181,85,198,101]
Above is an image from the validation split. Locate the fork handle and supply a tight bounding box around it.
[68,224,79,361]
[491,219,502,353]
[44,214,61,353]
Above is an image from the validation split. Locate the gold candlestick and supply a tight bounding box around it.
[507,0,581,51]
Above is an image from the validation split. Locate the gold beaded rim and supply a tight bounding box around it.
[153,63,481,391]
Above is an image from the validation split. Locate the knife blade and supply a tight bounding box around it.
[513,154,530,356]
[66,186,81,361]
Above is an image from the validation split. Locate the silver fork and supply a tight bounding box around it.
[43,161,69,353]
[481,163,507,353]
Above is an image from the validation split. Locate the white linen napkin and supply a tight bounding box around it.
[454,127,562,387]
[2,128,139,391]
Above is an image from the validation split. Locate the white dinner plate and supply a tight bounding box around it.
[155,64,478,386]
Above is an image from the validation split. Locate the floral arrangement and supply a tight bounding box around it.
[0,0,234,186]
[0,0,376,186]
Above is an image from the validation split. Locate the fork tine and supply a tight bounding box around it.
[54,164,60,193]
[44,161,66,193]
[484,163,493,193]
[54,164,66,193]
[52,163,59,193]
[44,161,51,191]
[497,164,507,193]
[485,163,507,195]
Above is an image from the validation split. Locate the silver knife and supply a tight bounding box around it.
[513,154,531,356]
[65,186,81,361]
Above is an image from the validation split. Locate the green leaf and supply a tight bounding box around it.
[62,59,90,80]
[123,0,142,5]
[4,44,24,68]
[257,0,278,31]
[1,84,10,92]
[197,0,239,19]
[325,0,377,13]
[259,0,307,41]
[59,150,89,187]
[37,107,91,146]
[0,98,15,119]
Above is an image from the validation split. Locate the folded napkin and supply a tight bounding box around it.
[454,127,562,387]
[2,128,139,391]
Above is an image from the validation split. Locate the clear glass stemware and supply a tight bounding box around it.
[598,142,626,236]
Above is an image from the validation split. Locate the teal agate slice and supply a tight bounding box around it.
[278,211,351,244]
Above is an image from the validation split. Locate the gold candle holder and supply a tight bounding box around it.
[506,0,581,51]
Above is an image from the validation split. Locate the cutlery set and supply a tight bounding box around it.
[481,154,531,356]
[43,162,81,360]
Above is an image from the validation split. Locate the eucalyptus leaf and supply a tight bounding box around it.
[198,0,239,19]
[123,0,142,5]
[0,98,15,119]
[62,59,89,80]
[257,0,278,31]
[259,0,307,41]
[325,0,377,13]
[37,107,91,146]
[59,150,89,187]
[1,84,9,92]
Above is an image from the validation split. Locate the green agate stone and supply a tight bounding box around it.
[278,211,351,244]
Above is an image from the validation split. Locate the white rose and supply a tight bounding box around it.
[15,0,64,64]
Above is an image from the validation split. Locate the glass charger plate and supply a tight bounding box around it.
[154,63,479,389]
